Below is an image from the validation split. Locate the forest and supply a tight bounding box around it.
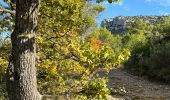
[0,0,170,100]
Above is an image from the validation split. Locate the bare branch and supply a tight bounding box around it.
[0,8,15,14]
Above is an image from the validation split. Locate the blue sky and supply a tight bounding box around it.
[96,0,170,25]
[0,0,8,7]
[1,0,170,25]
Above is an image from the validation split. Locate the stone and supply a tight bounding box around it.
[101,16,168,34]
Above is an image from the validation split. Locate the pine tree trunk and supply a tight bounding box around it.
[6,0,41,100]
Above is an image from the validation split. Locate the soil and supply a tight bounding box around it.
[107,68,170,100]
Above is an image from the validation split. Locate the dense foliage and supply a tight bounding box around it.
[0,0,129,99]
[36,1,130,99]
[124,17,170,82]
[1,0,170,99]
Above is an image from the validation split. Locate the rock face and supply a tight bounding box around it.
[101,16,167,34]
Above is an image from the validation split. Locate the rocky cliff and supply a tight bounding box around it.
[101,16,167,34]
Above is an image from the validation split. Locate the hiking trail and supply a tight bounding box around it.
[107,68,170,100]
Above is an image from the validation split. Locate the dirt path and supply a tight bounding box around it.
[107,68,170,100]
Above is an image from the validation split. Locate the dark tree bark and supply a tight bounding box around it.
[6,0,41,100]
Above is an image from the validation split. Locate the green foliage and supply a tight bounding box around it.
[0,0,126,99]
[36,0,128,99]
[124,17,170,82]
[36,30,130,98]
[0,39,10,80]
[36,1,129,98]
[39,0,98,35]
[146,42,170,81]
[0,39,10,99]
[90,28,131,66]
[92,5,106,15]
[81,78,110,100]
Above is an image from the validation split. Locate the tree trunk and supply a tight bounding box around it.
[6,0,41,100]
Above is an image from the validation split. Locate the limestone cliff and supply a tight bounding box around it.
[101,16,168,34]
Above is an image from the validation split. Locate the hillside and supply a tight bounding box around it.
[101,16,168,34]
[101,16,170,99]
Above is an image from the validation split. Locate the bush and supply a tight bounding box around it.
[124,17,170,82]
[80,78,110,100]
[147,43,170,82]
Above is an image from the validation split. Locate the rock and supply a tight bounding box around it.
[107,95,125,100]
[101,16,168,34]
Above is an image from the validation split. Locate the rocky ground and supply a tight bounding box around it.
[107,68,170,100]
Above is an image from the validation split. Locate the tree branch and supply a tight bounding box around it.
[0,8,15,15]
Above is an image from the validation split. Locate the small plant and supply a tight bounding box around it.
[81,78,110,100]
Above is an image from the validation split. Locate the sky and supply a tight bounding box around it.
[1,0,170,25]
[0,0,8,8]
[96,0,170,25]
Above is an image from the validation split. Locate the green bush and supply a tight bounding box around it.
[147,43,170,82]
[124,17,170,82]
[80,78,110,100]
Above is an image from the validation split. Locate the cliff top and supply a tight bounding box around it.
[101,15,169,34]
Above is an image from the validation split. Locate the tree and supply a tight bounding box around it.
[6,0,41,99]
[0,0,121,99]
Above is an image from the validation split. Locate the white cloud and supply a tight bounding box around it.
[145,0,170,7]
[156,10,170,15]
[164,12,170,16]
[123,6,129,11]
[115,2,123,6]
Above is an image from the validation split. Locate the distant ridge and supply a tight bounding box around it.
[101,16,169,34]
